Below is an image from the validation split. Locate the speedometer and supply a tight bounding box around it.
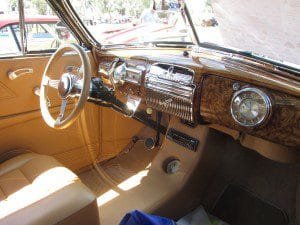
[231,87,272,127]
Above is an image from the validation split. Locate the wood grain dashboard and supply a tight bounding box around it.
[200,75,300,147]
[96,48,300,148]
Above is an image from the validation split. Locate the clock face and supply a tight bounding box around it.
[231,88,272,127]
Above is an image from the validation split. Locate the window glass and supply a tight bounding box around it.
[25,22,71,51]
[0,25,20,55]
[0,0,20,56]
[69,0,191,45]
[0,0,77,55]
[186,0,300,66]
[24,0,77,52]
[11,24,21,44]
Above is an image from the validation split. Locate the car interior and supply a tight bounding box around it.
[0,0,299,225]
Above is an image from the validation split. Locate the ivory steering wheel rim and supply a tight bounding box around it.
[40,43,91,129]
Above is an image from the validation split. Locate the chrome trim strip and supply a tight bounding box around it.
[18,0,26,55]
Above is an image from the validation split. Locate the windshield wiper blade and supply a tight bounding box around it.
[145,41,194,48]
[101,42,145,49]
[200,42,254,56]
[101,41,193,49]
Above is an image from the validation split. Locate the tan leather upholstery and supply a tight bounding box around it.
[0,54,143,172]
[0,153,100,225]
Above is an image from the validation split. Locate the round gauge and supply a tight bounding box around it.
[231,88,272,127]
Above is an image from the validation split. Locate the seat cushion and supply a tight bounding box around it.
[0,153,100,225]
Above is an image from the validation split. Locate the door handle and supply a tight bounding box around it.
[7,68,33,80]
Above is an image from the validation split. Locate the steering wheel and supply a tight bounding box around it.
[40,43,91,129]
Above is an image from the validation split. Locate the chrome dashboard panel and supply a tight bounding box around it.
[145,63,195,121]
[125,66,144,84]
[148,63,195,84]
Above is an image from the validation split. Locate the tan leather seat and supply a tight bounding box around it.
[0,153,100,225]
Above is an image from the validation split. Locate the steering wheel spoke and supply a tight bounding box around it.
[48,78,60,89]
[42,76,60,89]
[56,99,68,123]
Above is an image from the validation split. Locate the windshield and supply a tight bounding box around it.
[69,0,299,66]
[187,0,300,66]
[70,0,191,44]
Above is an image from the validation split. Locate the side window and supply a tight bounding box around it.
[25,22,70,51]
[0,25,20,55]
[0,0,20,56]
[24,1,77,52]
[0,0,77,57]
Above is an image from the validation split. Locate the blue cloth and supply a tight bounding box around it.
[120,210,176,225]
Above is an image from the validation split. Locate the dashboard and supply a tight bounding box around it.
[97,48,300,149]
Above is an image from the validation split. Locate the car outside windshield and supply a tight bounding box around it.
[70,0,191,44]
[70,0,299,67]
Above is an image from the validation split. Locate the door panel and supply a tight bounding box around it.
[0,53,143,171]
[0,102,100,171]
[0,55,79,116]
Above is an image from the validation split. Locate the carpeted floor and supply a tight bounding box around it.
[200,138,300,225]
[78,140,160,225]
[79,130,300,225]
[79,140,159,195]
